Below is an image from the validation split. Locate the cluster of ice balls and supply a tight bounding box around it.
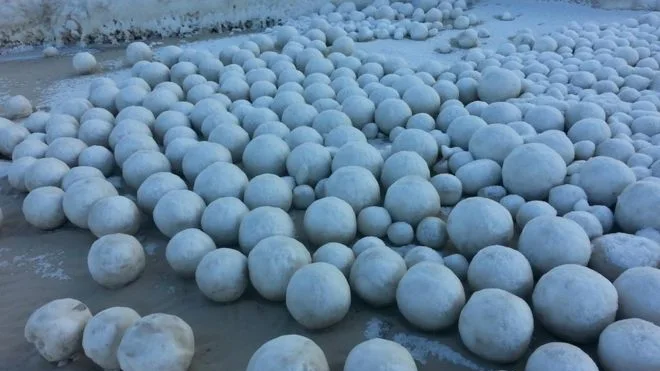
[281,0,480,44]
[4,9,660,370]
[24,298,195,371]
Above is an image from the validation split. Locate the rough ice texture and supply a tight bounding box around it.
[0,0,330,46]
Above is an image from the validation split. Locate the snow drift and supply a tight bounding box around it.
[0,0,331,46]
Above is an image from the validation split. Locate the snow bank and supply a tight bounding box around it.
[539,0,660,10]
[0,0,330,46]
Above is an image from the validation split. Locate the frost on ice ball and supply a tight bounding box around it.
[589,233,660,281]
[397,262,465,331]
[82,307,141,370]
[518,216,591,275]
[467,245,534,297]
[117,313,194,371]
[3,95,33,119]
[73,52,99,75]
[23,186,66,230]
[614,267,660,326]
[349,246,407,307]
[62,177,118,229]
[153,190,206,238]
[87,195,141,237]
[246,335,329,371]
[196,248,248,302]
[24,298,92,363]
[166,228,216,278]
[304,197,357,246]
[88,233,146,289]
[286,262,350,329]
[525,342,598,371]
[238,206,295,254]
[598,318,660,371]
[532,264,617,343]
[501,143,566,200]
[248,235,311,301]
[459,288,534,363]
[344,338,417,371]
[447,197,514,258]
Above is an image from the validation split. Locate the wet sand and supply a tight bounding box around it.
[0,32,591,371]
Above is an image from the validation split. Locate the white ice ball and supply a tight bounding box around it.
[238,206,295,254]
[598,319,660,371]
[73,52,99,75]
[88,233,146,289]
[518,216,591,275]
[201,197,248,246]
[304,197,357,246]
[447,197,514,258]
[344,338,416,371]
[24,298,92,362]
[397,262,465,331]
[23,186,66,230]
[63,177,118,229]
[615,180,660,233]
[384,175,440,226]
[533,264,617,343]
[501,143,566,200]
[82,307,141,370]
[525,342,598,371]
[246,335,329,371]
[117,313,194,371]
[589,233,660,281]
[126,42,153,65]
[193,161,249,204]
[88,195,141,237]
[242,134,290,178]
[349,246,407,307]
[196,248,248,302]
[244,174,292,211]
[459,288,534,363]
[166,228,216,278]
[286,262,351,329]
[248,235,311,301]
[24,157,70,191]
[153,190,206,238]
[136,172,187,214]
[467,245,534,297]
[122,150,171,190]
[614,267,660,325]
[312,243,355,277]
[324,166,380,214]
[3,95,33,119]
[477,67,521,103]
[578,156,635,207]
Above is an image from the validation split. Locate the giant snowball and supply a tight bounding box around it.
[286,142,331,186]
[201,197,249,246]
[23,186,66,230]
[88,233,146,289]
[589,233,660,281]
[166,228,216,278]
[391,128,439,166]
[349,246,407,307]
[87,195,141,237]
[304,197,357,246]
[397,262,465,331]
[242,134,290,178]
[312,243,355,277]
[578,156,636,207]
[532,264,618,343]
[248,235,311,301]
[243,174,292,211]
[117,314,194,371]
[238,206,295,254]
[246,335,329,371]
[324,166,380,214]
[467,245,534,297]
[501,143,566,200]
[153,190,206,238]
[344,338,417,371]
[459,288,534,363]
[82,307,141,370]
[24,298,92,362]
[518,216,592,275]
[447,197,514,258]
[196,248,248,302]
[598,319,660,371]
[136,172,187,214]
[384,175,440,226]
[24,157,70,191]
[193,161,249,204]
[286,262,350,329]
[63,177,118,229]
[73,52,99,75]
[375,98,413,134]
[614,267,660,325]
[525,342,598,371]
[477,68,522,103]
[615,180,660,233]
